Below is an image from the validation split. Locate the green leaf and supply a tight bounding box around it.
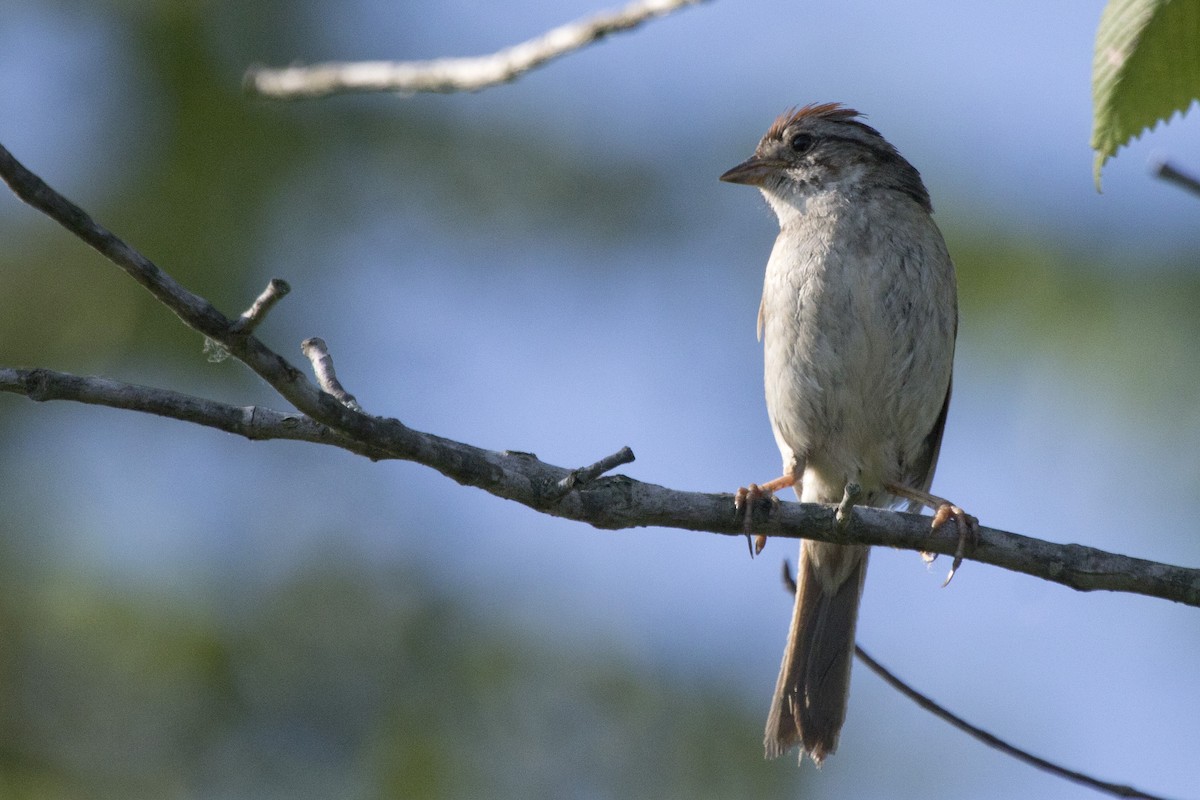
[1091,0,1200,188]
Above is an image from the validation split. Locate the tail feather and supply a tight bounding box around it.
[764,540,868,764]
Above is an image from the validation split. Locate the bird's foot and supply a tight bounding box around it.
[885,482,978,585]
[931,503,979,586]
[734,474,795,556]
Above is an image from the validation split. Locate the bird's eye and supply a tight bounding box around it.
[789,133,815,154]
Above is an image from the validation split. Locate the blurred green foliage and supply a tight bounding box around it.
[0,560,798,799]
[952,230,1200,415]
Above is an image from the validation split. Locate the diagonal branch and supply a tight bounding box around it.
[0,141,371,444]
[3,365,1200,609]
[243,0,707,100]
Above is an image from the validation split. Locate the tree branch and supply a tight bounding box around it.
[5,134,1200,603]
[0,367,393,460]
[243,0,707,100]
[3,363,1199,609]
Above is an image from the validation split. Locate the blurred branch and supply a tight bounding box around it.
[3,142,1200,613]
[244,0,707,100]
[1154,159,1200,198]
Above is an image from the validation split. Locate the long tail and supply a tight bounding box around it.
[764,540,869,764]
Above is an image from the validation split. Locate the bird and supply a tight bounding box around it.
[720,103,975,764]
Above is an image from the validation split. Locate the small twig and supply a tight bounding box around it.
[546,445,636,501]
[776,563,1175,800]
[244,0,706,100]
[230,278,291,336]
[854,646,1175,800]
[1153,160,1200,198]
[300,337,361,411]
[836,482,860,530]
[209,278,291,362]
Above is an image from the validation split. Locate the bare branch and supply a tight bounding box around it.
[4,139,1200,606]
[4,139,1200,600]
[0,144,232,340]
[244,0,707,100]
[206,279,292,363]
[0,367,392,460]
[2,364,1199,609]
[301,337,361,411]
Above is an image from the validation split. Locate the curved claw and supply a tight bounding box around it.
[735,483,770,557]
[734,482,784,558]
[735,484,755,556]
[734,475,796,559]
[932,504,980,586]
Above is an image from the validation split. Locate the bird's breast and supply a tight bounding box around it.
[758,204,956,498]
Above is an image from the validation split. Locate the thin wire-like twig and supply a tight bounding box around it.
[778,562,1177,800]
[854,646,1176,800]
[244,0,707,99]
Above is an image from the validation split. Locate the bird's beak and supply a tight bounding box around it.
[719,155,781,186]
